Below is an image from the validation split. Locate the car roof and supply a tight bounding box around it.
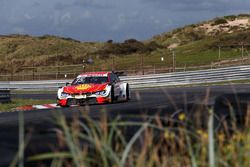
[78,71,111,77]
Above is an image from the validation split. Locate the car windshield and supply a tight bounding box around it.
[71,76,108,85]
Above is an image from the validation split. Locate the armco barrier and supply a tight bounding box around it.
[0,89,11,103]
[0,65,250,90]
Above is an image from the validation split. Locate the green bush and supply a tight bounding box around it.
[213,18,228,25]
[224,15,237,21]
[238,14,250,18]
[97,39,162,56]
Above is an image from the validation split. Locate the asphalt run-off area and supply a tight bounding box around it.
[1,84,250,166]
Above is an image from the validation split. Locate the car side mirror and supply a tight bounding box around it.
[66,82,70,86]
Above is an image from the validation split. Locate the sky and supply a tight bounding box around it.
[0,0,249,42]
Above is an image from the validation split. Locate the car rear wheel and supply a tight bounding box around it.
[110,86,115,103]
[126,84,130,101]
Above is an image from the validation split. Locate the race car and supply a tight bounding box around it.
[57,71,130,107]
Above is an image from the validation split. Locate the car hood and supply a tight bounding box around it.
[63,83,108,94]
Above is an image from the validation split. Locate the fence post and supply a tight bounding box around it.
[241,44,244,64]
[141,54,144,75]
[172,50,176,72]
[218,46,221,66]
[32,68,35,80]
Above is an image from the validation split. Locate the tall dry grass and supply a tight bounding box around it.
[21,107,250,167]
[11,88,250,167]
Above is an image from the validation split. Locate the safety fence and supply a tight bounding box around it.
[0,65,250,90]
[1,59,249,81]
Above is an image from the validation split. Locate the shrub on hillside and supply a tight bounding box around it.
[209,32,250,49]
[186,30,206,41]
[145,41,164,51]
[97,39,163,56]
[38,35,80,43]
[6,43,18,54]
[238,14,250,17]
[45,53,73,65]
[224,15,237,21]
[213,18,228,25]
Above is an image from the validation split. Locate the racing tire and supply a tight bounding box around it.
[59,103,69,107]
[110,86,115,103]
[61,105,69,108]
[126,84,130,101]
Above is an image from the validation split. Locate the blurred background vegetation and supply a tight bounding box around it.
[0,14,250,80]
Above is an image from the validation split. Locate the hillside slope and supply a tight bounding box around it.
[0,14,250,77]
[151,14,250,47]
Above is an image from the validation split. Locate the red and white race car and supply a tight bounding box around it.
[57,71,130,107]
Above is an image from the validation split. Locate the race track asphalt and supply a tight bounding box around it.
[1,84,250,166]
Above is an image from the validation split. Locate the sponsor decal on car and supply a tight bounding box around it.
[76,84,91,91]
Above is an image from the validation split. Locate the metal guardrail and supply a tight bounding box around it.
[0,90,11,103]
[0,65,250,90]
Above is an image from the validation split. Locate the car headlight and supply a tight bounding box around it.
[61,92,70,98]
[94,90,106,96]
